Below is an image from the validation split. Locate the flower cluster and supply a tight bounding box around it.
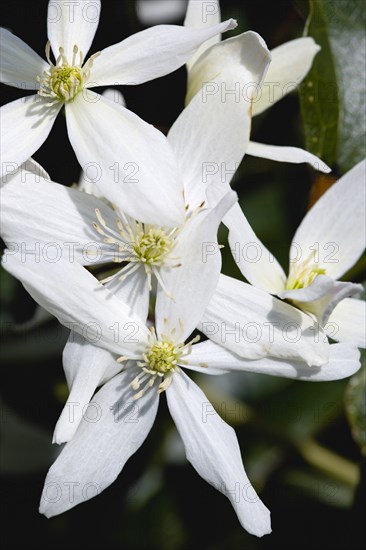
[1,0,365,538]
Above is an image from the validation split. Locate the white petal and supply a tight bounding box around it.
[182,342,229,375]
[290,160,366,279]
[22,158,51,180]
[169,32,271,209]
[136,0,187,25]
[186,31,271,104]
[184,0,221,27]
[53,333,121,444]
[0,95,60,177]
[47,0,101,61]
[0,165,118,264]
[327,298,366,348]
[89,19,236,87]
[252,37,320,116]
[168,73,251,210]
[101,87,126,107]
[186,340,360,381]
[224,203,287,293]
[155,190,237,342]
[200,274,330,367]
[65,93,185,226]
[246,141,331,173]
[77,170,102,197]
[40,367,159,517]
[105,266,150,325]
[166,371,271,537]
[280,275,363,326]
[184,0,221,71]
[54,268,150,445]
[2,254,149,356]
[0,28,48,89]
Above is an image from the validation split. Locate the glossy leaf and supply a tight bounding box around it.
[299,0,366,172]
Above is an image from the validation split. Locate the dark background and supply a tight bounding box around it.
[1,1,365,549]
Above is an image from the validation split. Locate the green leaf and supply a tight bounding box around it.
[299,0,366,172]
[345,359,366,455]
[299,0,339,167]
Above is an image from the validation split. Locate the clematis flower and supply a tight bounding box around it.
[3,254,360,532]
[183,0,331,173]
[1,29,275,454]
[223,159,366,345]
[0,0,236,225]
[1,161,237,318]
[1,30,272,314]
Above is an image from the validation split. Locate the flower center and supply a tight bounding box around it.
[144,340,182,374]
[37,41,100,102]
[133,228,176,266]
[125,327,200,400]
[48,65,83,100]
[286,259,326,290]
[91,208,181,294]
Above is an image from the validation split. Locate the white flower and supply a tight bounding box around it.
[3,254,360,532]
[1,29,275,454]
[184,0,331,173]
[0,0,237,225]
[1,29,272,312]
[3,254,271,535]
[1,160,236,319]
[223,159,366,345]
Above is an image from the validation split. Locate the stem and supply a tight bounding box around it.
[297,438,360,487]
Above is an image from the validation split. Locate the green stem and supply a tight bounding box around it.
[296,438,359,487]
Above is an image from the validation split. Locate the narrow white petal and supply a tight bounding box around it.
[327,298,366,348]
[168,72,252,210]
[182,361,228,376]
[0,165,118,264]
[0,95,60,177]
[105,266,150,325]
[2,254,149,356]
[187,340,360,381]
[224,203,287,293]
[186,31,271,104]
[65,93,185,226]
[40,368,159,517]
[53,333,121,444]
[55,268,146,441]
[169,32,271,209]
[0,28,48,89]
[47,0,101,60]
[155,190,237,342]
[200,274,330,367]
[280,275,363,326]
[246,141,331,173]
[252,37,320,116]
[89,20,236,87]
[290,160,366,279]
[54,268,150,445]
[76,86,125,196]
[167,371,271,537]
[184,0,221,71]
[184,0,221,27]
